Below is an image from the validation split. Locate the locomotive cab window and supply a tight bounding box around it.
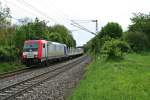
[23,42,38,52]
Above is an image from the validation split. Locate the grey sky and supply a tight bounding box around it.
[1,0,150,46]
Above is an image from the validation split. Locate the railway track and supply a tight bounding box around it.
[0,68,31,79]
[0,55,86,100]
[0,56,80,79]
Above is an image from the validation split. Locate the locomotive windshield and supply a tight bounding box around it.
[23,42,38,52]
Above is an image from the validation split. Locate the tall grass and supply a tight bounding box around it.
[0,62,25,73]
[69,53,150,100]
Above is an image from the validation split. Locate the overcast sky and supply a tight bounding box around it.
[1,0,150,46]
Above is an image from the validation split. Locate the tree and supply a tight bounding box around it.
[28,18,49,39]
[124,31,149,52]
[84,22,123,54]
[14,18,49,54]
[129,13,150,45]
[0,2,11,28]
[0,2,18,61]
[48,25,76,47]
[101,38,130,59]
[98,22,123,39]
[48,32,63,43]
[0,2,11,46]
[14,18,77,54]
[0,2,77,60]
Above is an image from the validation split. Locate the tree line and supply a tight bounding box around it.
[0,3,76,62]
[85,12,150,59]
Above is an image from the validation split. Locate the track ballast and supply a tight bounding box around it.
[0,55,86,100]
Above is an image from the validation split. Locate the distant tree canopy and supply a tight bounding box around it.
[85,12,150,55]
[85,22,123,55]
[48,32,63,43]
[126,12,150,51]
[98,22,123,39]
[47,24,76,47]
[129,13,150,34]
[0,2,12,46]
[0,2,11,27]
[129,13,150,41]
[0,1,76,61]
[124,31,149,52]
[0,2,17,61]
[14,18,76,52]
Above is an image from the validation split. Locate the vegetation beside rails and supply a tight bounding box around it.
[69,53,150,100]
[0,61,25,74]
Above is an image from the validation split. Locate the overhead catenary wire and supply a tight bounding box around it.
[70,23,93,34]
[3,0,46,23]
[4,0,68,25]
[45,1,98,34]
[45,0,93,31]
[18,0,76,26]
[16,0,59,24]
[46,0,72,21]
[71,20,96,35]
[3,0,72,31]
[3,0,97,35]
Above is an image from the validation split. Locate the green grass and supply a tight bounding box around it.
[69,53,150,100]
[0,61,25,74]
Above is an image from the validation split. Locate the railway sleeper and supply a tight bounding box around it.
[0,56,85,100]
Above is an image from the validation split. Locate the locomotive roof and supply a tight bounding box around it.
[48,41,66,46]
[25,40,66,46]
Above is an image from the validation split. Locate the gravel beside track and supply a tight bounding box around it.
[18,56,91,100]
[0,55,91,100]
[0,68,30,79]
[0,56,83,90]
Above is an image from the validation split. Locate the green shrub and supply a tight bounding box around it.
[100,38,130,59]
[124,31,149,52]
[0,46,18,62]
[99,22,123,39]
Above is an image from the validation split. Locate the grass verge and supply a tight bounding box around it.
[68,53,150,100]
[0,61,25,74]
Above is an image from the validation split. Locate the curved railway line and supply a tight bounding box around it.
[0,55,87,100]
[0,56,79,79]
[0,68,30,79]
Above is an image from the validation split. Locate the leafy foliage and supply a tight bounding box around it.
[85,13,150,55]
[48,32,63,43]
[125,12,150,52]
[0,2,76,61]
[124,31,149,52]
[100,38,130,59]
[0,2,11,28]
[0,2,17,61]
[0,46,17,62]
[85,22,123,55]
[0,2,12,46]
[14,18,76,54]
[98,22,123,38]
[86,36,100,54]
[129,13,150,34]
[48,25,76,47]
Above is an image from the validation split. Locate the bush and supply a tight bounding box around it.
[124,31,149,52]
[98,22,123,39]
[0,46,18,62]
[100,38,130,59]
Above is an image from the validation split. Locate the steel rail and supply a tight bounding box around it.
[0,55,86,100]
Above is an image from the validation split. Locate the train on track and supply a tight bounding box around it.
[22,40,83,66]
